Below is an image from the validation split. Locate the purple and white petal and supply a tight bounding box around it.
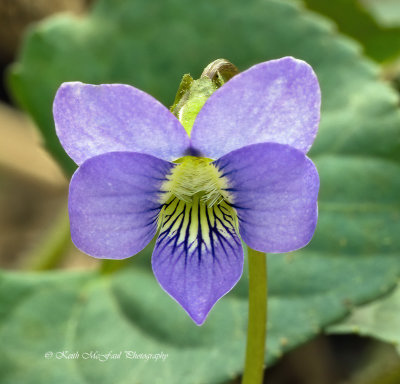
[214,142,319,253]
[69,151,174,259]
[152,199,243,325]
[54,82,190,164]
[191,57,320,159]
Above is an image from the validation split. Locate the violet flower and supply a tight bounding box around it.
[53,57,320,325]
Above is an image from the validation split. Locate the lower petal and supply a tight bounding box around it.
[152,198,243,325]
[69,151,174,259]
[213,142,319,253]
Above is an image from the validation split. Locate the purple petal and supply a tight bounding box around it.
[54,82,190,164]
[152,199,243,325]
[191,57,320,159]
[214,143,319,253]
[69,151,174,259]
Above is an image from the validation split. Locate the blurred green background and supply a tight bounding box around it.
[1,0,400,383]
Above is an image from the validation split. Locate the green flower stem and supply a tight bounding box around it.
[242,247,268,384]
[100,259,130,275]
[24,205,72,270]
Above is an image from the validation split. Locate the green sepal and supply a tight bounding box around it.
[171,76,217,135]
[170,59,239,135]
[170,73,194,112]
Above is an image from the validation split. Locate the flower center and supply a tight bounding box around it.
[160,156,231,207]
[157,157,239,257]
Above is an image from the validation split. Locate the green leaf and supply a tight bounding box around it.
[328,284,400,354]
[0,264,248,384]
[299,0,400,62]
[5,0,400,382]
[6,0,397,172]
[360,0,400,28]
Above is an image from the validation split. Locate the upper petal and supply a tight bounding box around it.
[152,198,243,325]
[69,151,174,259]
[54,82,190,164]
[213,142,319,253]
[191,57,321,159]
